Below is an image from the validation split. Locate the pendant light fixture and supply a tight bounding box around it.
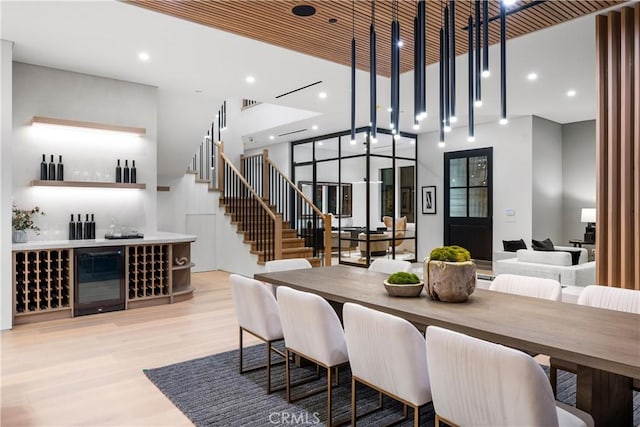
[350,0,356,144]
[413,13,420,130]
[418,0,426,121]
[370,0,377,143]
[499,0,508,124]
[443,3,451,132]
[390,0,400,138]
[438,2,445,147]
[449,0,457,123]
[482,0,489,77]
[474,0,482,106]
[467,4,475,142]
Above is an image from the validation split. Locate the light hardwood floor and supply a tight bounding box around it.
[1,271,258,426]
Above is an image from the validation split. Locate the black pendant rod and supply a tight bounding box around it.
[391,18,396,131]
[462,0,547,30]
[370,0,377,141]
[443,5,450,130]
[449,0,456,121]
[500,0,507,123]
[474,0,481,105]
[482,0,489,77]
[418,0,426,119]
[439,27,445,144]
[351,0,356,143]
[468,14,474,141]
[413,14,419,127]
[392,0,399,134]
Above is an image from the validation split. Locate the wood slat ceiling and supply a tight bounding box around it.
[126,0,625,77]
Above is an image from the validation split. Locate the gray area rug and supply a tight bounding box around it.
[144,343,640,427]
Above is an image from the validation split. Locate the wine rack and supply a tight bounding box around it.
[13,249,73,321]
[127,244,170,301]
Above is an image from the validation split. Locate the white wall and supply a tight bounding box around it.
[417,116,533,261]
[562,120,596,243]
[1,40,13,330]
[532,116,563,243]
[12,63,158,239]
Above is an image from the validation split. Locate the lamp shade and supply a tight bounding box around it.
[581,208,596,223]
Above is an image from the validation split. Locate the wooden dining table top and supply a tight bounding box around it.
[255,265,640,380]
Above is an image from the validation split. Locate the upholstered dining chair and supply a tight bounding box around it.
[265,258,312,272]
[383,215,407,249]
[550,285,640,396]
[276,286,349,427]
[425,326,594,427]
[343,303,432,426]
[229,274,285,394]
[368,258,412,275]
[489,273,562,301]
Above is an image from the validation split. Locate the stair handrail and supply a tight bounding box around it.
[265,156,332,266]
[220,151,283,260]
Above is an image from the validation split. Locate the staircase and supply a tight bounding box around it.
[188,137,329,267]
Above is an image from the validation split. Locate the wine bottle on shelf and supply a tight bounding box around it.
[115,159,122,183]
[84,214,91,239]
[90,214,96,239]
[68,214,76,240]
[123,160,130,183]
[56,155,64,181]
[75,213,83,240]
[48,154,56,181]
[131,160,137,183]
[40,154,48,180]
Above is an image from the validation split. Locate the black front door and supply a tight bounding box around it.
[444,148,493,261]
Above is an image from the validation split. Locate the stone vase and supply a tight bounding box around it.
[425,260,476,302]
[12,229,28,243]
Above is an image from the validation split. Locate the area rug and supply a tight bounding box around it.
[144,344,639,427]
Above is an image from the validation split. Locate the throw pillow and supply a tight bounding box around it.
[503,239,527,252]
[532,238,555,251]
[555,249,581,265]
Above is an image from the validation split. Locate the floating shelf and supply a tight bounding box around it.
[31,180,146,189]
[32,116,146,136]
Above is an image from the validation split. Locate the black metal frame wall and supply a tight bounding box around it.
[290,127,418,268]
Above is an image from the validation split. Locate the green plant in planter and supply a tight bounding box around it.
[387,271,421,285]
[12,203,44,233]
[429,245,471,262]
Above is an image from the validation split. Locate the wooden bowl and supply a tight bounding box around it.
[383,280,424,297]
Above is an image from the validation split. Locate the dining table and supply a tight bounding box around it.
[255,265,640,427]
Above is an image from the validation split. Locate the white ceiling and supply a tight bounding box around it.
[1,0,615,171]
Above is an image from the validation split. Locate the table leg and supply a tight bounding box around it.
[576,365,633,426]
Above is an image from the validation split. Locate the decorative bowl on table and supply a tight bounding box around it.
[383,272,424,297]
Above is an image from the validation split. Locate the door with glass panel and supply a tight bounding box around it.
[444,148,493,261]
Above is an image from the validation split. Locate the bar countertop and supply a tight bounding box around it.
[11,231,196,251]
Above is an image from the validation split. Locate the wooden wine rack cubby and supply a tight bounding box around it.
[127,244,170,303]
[13,249,73,323]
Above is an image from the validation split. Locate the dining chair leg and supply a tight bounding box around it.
[285,349,292,403]
[351,378,357,426]
[550,365,558,397]
[435,414,441,427]
[327,366,333,427]
[413,404,420,427]
[266,341,272,394]
[238,327,243,373]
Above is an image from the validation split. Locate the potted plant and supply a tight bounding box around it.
[424,245,476,302]
[12,203,44,243]
[383,271,424,297]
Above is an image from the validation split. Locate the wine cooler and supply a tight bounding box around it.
[74,246,125,316]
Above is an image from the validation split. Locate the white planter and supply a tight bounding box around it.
[12,229,28,243]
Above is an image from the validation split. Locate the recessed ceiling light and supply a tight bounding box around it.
[527,72,538,81]
[503,0,517,5]
[194,89,203,93]
[269,135,275,140]
[292,4,316,17]
[318,92,327,99]
[246,76,255,83]
[397,40,404,48]
[567,89,577,97]
[138,52,150,61]
[328,18,338,24]
[312,125,318,130]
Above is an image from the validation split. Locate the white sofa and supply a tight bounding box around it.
[494,247,595,287]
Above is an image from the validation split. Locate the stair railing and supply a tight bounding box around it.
[220,151,283,262]
[189,135,221,189]
[241,150,331,266]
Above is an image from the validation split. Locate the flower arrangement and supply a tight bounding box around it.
[12,203,45,233]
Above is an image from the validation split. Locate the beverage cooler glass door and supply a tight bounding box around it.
[74,246,125,316]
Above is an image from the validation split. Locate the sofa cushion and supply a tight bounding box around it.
[532,238,555,251]
[503,239,527,252]
[517,249,571,266]
[559,250,582,266]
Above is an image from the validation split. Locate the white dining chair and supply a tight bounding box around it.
[368,258,412,275]
[490,273,562,301]
[550,285,640,395]
[425,326,594,427]
[343,303,431,426]
[265,258,312,272]
[276,286,349,427]
[229,274,285,393]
